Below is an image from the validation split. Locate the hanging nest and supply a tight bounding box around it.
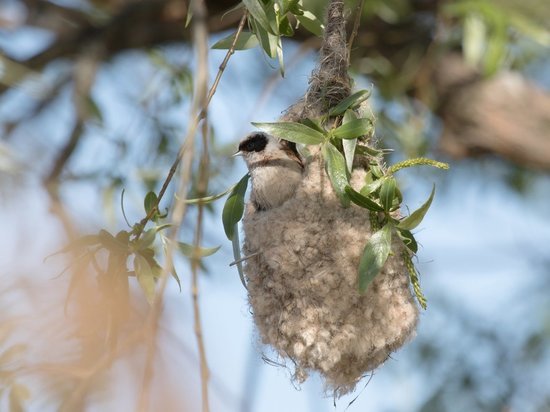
[241,0,419,396]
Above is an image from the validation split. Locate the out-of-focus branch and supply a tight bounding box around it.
[431,54,550,170]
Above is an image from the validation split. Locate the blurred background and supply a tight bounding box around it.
[0,0,549,411]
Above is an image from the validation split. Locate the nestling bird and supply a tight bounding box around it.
[236,132,303,211]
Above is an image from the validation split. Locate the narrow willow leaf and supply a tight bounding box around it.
[253,21,277,58]
[361,177,384,196]
[322,142,350,207]
[342,138,357,174]
[134,254,156,305]
[358,223,392,293]
[333,118,373,139]
[278,15,294,36]
[144,191,157,215]
[252,121,326,145]
[299,118,325,133]
[231,224,248,289]
[243,0,273,34]
[222,174,250,240]
[86,96,103,124]
[355,145,382,157]
[177,242,221,259]
[386,157,449,174]
[397,185,435,231]
[342,110,357,173]
[328,90,371,116]
[181,184,237,205]
[379,177,397,211]
[345,186,384,212]
[295,10,324,36]
[211,31,259,50]
[397,229,418,253]
[276,35,285,77]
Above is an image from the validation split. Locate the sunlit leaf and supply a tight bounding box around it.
[358,223,392,293]
[211,31,259,50]
[345,186,384,212]
[243,0,273,34]
[252,121,326,145]
[333,118,373,139]
[177,242,221,259]
[222,174,250,240]
[322,142,350,207]
[342,110,358,173]
[134,254,156,304]
[328,90,372,116]
[295,10,324,36]
[397,185,435,230]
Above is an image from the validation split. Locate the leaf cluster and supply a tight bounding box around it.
[212,0,324,75]
[52,190,220,307]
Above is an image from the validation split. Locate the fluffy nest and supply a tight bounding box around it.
[242,153,419,395]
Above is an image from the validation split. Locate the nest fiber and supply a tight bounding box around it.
[242,155,419,395]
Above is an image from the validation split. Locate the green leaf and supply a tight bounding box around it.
[358,223,393,293]
[222,174,250,240]
[177,242,221,259]
[252,121,326,145]
[342,110,358,173]
[181,184,237,205]
[231,224,247,289]
[322,142,350,207]
[397,185,435,231]
[295,10,324,36]
[144,191,158,215]
[397,229,418,253]
[253,21,278,58]
[328,90,372,116]
[379,177,397,211]
[345,186,384,212]
[211,31,259,50]
[276,35,285,77]
[463,13,487,67]
[243,0,273,34]
[278,15,294,36]
[299,118,325,133]
[333,118,373,139]
[134,254,156,305]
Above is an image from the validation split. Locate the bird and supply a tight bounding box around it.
[236,132,304,211]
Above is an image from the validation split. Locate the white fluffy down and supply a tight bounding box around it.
[242,154,419,395]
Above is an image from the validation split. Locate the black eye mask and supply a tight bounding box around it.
[239,133,268,153]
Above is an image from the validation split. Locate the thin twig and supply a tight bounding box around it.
[137,0,213,411]
[201,12,248,117]
[134,11,248,241]
[191,102,211,412]
[347,0,365,62]
[229,251,261,267]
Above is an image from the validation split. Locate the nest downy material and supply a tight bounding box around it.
[242,0,419,395]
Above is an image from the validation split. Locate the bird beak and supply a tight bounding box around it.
[232,151,242,157]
